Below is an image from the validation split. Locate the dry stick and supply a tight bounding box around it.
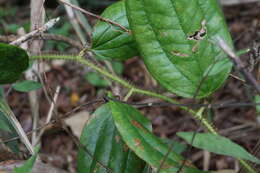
[217,37,259,173]
[29,0,46,146]
[63,0,87,45]
[58,0,130,33]
[0,100,35,155]
[1,99,104,144]
[220,0,260,6]
[2,33,82,49]
[10,18,60,46]
[216,37,260,95]
[35,86,61,144]
[37,34,83,49]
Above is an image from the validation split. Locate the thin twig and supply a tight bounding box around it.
[36,86,61,144]
[63,0,87,45]
[37,34,83,49]
[1,99,104,144]
[29,0,46,146]
[58,0,130,33]
[220,0,260,6]
[216,37,260,94]
[10,18,60,46]
[1,34,83,49]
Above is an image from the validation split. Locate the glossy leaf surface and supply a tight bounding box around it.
[0,43,29,84]
[126,0,233,98]
[109,101,209,173]
[77,104,146,173]
[178,132,260,164]
[91,1,138,60]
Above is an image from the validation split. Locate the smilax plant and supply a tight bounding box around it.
[1,0,260,172]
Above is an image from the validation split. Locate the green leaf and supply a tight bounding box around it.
[13,80,42,92]
[0,111,13,132]
[126,0,233,98]
[91,1,138,61]
[254,95,260,116]
[0,86,4,99]
[0,111,20,153]
[77,104,147,173]
[85,71,110,87]
[13,146,40,173]
[162,138,187,155]
[177,132,260,164]
[0,43,29,84]
[109,101,208,173]
[0,96,34,154]
[5,24,20,34]
[0,90,19,153]
[112,61,124,75]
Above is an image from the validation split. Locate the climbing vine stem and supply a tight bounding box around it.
[30,53,220,134]
[30,53,256,173]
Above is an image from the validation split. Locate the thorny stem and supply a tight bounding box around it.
[123,88,134,101]
[30,53,256,173]
[29,54,220,133]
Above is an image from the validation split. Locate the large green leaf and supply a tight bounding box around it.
[77,104,147,173]
[0,43,29,84]
[91,1,138,60]
[126,0,233,98]
[109,101,209,173]
[178,132,260,164]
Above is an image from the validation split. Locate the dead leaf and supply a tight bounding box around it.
[64,111,90,138]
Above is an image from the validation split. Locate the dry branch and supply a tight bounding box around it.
[10,18,60,46]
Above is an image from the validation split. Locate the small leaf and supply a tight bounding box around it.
[13,80,42,92]
[0,43,29,84]
[84,71,110,87]
[6,24,20,34]
[112,61,124,75]
[91,1,138,61]
[0,86,3,97]
[126,0,233,98]
[13,146,40,173]
[109,101,208,173]
[77,104,147,173]
[0,111,13,132]
[162,138,187,155]
[254,95,260,116]
[177,132,260,164]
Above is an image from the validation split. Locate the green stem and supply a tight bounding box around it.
[124,88,134,101]
[29,54,220,134]
[30,54,255,173]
